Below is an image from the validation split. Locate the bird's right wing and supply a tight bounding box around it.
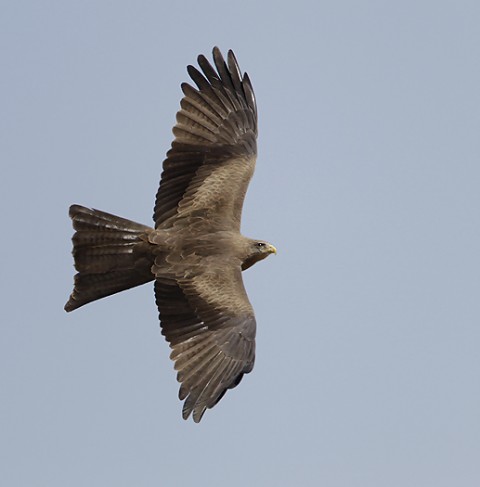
[153,47,258,232]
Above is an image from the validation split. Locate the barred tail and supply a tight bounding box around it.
[65,205,155,312]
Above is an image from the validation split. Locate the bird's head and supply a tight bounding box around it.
[241,240,277,270]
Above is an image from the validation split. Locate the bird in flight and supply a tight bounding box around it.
[65,47,276,422]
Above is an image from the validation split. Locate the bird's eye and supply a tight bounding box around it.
[257,242,265,247]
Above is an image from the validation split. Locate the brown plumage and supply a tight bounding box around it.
[65,47,276,422]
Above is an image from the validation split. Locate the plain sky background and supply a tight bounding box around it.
[2,1,480,486]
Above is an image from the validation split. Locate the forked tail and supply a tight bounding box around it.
[65,205,155,312]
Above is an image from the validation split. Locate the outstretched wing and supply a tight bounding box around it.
[153,47,258,232]
[155,266,256,422]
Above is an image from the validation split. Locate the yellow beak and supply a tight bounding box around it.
[267,244,277,255]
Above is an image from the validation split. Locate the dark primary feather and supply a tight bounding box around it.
[153,47,258,229]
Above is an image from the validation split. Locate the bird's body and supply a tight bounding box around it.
[65,47,275,422]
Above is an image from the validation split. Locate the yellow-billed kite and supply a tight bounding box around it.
[65,47,276,422]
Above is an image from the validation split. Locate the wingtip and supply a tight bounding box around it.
[227,49,238,65]
[182,404,192,421]
[181,404,206,423]
[193,406,207,423]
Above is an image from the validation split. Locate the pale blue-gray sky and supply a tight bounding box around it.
[2,1,480,486]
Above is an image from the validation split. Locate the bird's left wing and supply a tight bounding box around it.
[155,266,256,422]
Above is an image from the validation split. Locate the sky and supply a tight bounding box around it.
[2,1,480,486]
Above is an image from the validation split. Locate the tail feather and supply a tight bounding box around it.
[65,205,155,312]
